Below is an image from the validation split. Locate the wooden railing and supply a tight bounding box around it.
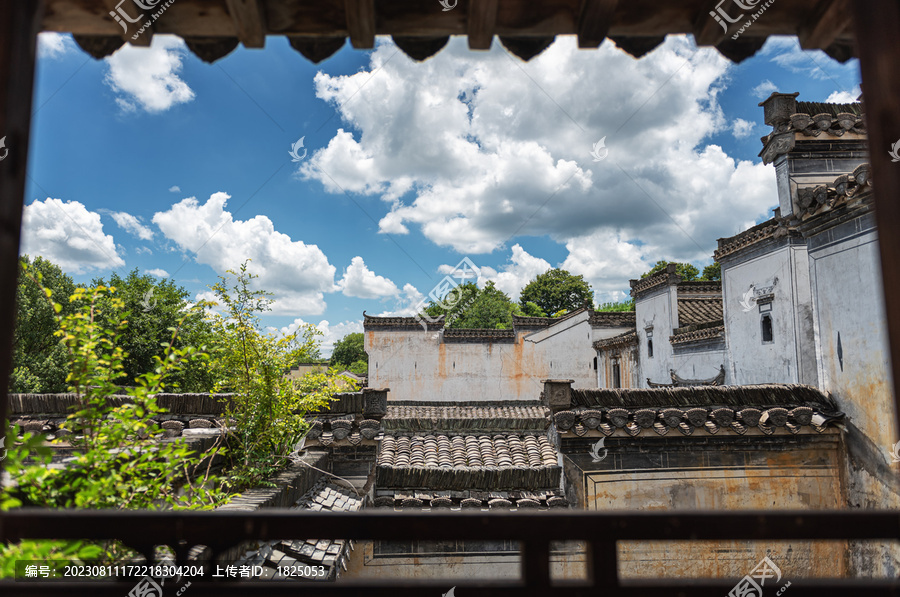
[2,509,900,596]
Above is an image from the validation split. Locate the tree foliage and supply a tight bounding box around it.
[3,276,221,511]
[519,269,594,316]
[10,256,75,393]
[330,333,366,369]
[702,262,721,281]
[424,281,520,329]
[639,260,720,282]
[641,260,700,281]
[596,299,635,312]
[90,269,216,392]
[207,261,352,491]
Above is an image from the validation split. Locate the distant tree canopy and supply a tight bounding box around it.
[640,260,721,282]
[11,256,76,393]
[702,262,721,281]
[519,269,594,316]
[90,269,216,392]
[330,333,366,370]
[596,299,635,312]
[424,281,523,329]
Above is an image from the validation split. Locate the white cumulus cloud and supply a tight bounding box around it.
[337,257,400,298]
[21,198,125,273]
[280,318,364,358]
[752,79,778,99]
[105,35,195,113]
[732,118,755,139]
[826,88,861,104]
[146,268,169,278]
[110,211,155,241]
[475,244,551,301]
[38,33,75,60]
[153,192,336,315]
[300,36,778,300]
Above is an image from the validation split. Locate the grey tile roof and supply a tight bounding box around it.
[234,481,363,581]
[383,405,550,432]
[376,433,561,490]
[677,297,723,327]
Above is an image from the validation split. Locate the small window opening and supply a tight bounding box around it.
[593,356,598,370]
[648,339,654,358]
[761,314,774,343]
[612,363,622,389]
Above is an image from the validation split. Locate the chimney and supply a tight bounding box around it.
[759,92,799,128]
[759,92,800,216]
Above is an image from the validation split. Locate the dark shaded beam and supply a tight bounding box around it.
[693,0,729,47]
[577,0,617,48]
[345,0,376,49]
[3,577,900,596]
[5,509,900,543]
[851,1,900,445]
[225,0,267,48]
[468,0,499,50]
[0,1,42,477]
[799,0,850,50]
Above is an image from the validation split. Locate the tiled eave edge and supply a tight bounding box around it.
[670,322,726,345]
[552,405,843,438]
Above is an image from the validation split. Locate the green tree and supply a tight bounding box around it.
[10,256,76,393]
[423,282,480,324]
[348,360,368,376]
[519,269,594,316]
[452,281,517,329]
[207,261,352,491]
[424,282,520,329]
[640,260,700,281]
[596,299,635,312]
[90,269,216,392]
[330,333,366,369]
[3,279,220,511]
[701,262,721,281]
[1,276,225,577]
[518,301,547,317]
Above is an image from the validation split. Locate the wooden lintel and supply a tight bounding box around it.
[577,0,617,48]
[345,0,376,49]
[225,0,267,48]
[693,0,730,47]
[798,0,850,50]
[126,21,153,47]
[467,0,498,50]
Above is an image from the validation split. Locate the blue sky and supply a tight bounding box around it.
[21,33,860,354]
